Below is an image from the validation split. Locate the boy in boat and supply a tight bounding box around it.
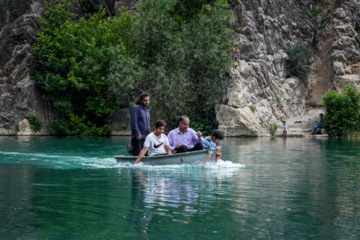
[134,120,172,165]
[202,130,224,167]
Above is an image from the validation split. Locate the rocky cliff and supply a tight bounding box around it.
[0,0,359,136]
[216,0,360,136]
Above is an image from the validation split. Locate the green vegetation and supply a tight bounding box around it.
[286,45,312,81]
[322,85,360,137]
[14,125,19,132]
[269,124,278,136]
[310,7,332,30]
[32,0,234,135]
[32,0,135,135]
[249,104,256,112]
[310,7,332,45]
[81,0,103,13]
[28,115,43,132]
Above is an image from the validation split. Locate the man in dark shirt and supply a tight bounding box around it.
[311,113,324,135]
[131,92,150,156]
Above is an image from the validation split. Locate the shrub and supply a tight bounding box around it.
[322,85,360,137]
[32,0,135,135]
[310,7,332,30]
[249,104,256,112]
[28,115,43,132]
[286,45,312,81]
[310,7,332,46]
[269,124,278,136]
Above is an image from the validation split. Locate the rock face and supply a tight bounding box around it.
[0,0,359,136]
[216,0,360,136]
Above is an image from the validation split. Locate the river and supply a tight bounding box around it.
[0,136,359,239]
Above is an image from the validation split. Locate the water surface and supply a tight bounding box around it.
[0,136,359,239]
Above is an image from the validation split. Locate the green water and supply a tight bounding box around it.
[0,136,359,239]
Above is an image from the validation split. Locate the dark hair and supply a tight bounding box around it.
[136,91,149,104]
[155,119,166,128]
[283,121,286,123]
[212,130,224,140]
[235,45,239,48]
[320,113,324,116]
[178,115,189,124]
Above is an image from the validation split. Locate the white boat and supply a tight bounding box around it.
[114,150,209,165]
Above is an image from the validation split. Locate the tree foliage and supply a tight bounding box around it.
[322,85,360,137]
[32,0,135,135]
[286,45,312,81]
[133,0,234,131]
[269,124,277,136]
[32,0,234,135]
[310,7,332,46]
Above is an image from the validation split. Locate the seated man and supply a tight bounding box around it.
[311,113,324,135]
[167,116,203,154]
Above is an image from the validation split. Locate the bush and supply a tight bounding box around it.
[269,124,278,136]
[322,85,360,137]
[28,115,43,132]
[286,45,312,81]
[32,0,135,135]
[249,104,256,112]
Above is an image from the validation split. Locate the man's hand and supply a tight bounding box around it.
[175,144,182,149]
[136,135,142,140]
[196,131,202,137]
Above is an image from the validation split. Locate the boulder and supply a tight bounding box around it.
[17,119,33,136]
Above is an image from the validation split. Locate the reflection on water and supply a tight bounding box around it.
[0,137,360,239]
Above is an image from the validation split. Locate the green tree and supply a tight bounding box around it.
[286,45,312,81]
[32,0,234,135]
[322,85,360,137]
[310,7,332,46]
[32,0,135,135]
[122,0,234,132]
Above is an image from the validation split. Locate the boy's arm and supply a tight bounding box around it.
[165,145,172,155]
[134,147,148,165]
[203,153,212,167]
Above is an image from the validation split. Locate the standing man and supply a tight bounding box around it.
[167,116,203,154]
[131,92,150,156]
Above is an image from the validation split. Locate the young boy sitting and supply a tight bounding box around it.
[202,130,224,167]
[134,120,172,165]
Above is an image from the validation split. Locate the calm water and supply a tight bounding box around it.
[0,136,359,239]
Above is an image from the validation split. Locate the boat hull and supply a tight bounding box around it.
[115,150,209,165]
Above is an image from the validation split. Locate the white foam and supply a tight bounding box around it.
[114,159,245,170]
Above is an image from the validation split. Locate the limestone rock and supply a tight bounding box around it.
[334,74,360,93]
[333,62,345,75]
[17,119,33,136]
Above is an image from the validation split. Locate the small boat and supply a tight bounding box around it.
[114,150,209,165]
